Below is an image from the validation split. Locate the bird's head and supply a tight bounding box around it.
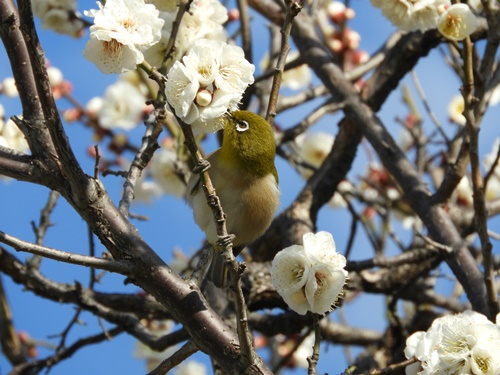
[219,110,278,181]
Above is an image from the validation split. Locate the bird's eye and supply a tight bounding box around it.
[236,120,250,132]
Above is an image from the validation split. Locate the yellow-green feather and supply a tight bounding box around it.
[218,111,279,184]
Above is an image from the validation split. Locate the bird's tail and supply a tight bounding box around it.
[207,245,244,288]
[207,250,228,288]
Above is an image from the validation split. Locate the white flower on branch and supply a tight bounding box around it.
[447,94,466,125]
[32,0,85,37]
[437,3,478,41]
[370,0,450,32]
[260,50,312,91]
[293,132,348,208]
[83,0,164,74]
[147,0,178,13]
[150,139,187,197]
[271,231,347,315]
[1,77,18,98]
[134,320,179,372]
[175,360,207,375]
[0,118,29,153]
[484,137,500,179]
[165,39,254,134]
[404,311,500,375]
[294,131,335,179]
[98,80,147,130]
[271,244,311,315]
[143,0,228,69]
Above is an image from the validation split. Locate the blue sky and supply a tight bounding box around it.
[1,1,499,374]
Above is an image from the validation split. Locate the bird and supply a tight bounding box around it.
[187,110,280,287]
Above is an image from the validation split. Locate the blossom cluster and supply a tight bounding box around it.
[32,0,85,37]
[144,0,229,71]
[83,0,164,74]
[370,0,478,41]
[82,0,255,134]
[165,39,255,134]
[404,310,500,375]
[0,64,68,157]
[271,231,347,315]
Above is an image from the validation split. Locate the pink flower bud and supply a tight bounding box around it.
[227,8,240,22]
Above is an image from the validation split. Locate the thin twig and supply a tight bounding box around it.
[462,36,498,319]
[148,340,199,375]
[118,101,165,216]
[160,0,194,73]
[0,231,133,275]
[265,0,305,125]
[306,314,321,375]
[230,267,254,366]
[93,145,100,180]
[356,356,417,375]
[10,327,124,374]
[54,309,83,352]
[28,190,60,269]
[410,70,449,144]
[0,275,26,366]
[271,326,314,373]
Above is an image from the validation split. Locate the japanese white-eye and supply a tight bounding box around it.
[187,110,280,287]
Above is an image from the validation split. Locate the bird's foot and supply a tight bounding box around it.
[192,159,211,174]
[216,234,235,249]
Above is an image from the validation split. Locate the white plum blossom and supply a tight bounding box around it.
[133,179,163,204]
[143,0,228,69]
[271,231,347,315]
[455,176,473,205]
[83,0,164,74]
[328,180,351,209]
[489,84,500,106]
[134,320,179,372]
[294,131,335,179]
[1,77,18,98]
[147,0,178,13]
[370,0,450,32]
[437,3,478,41]
[0,118,30,153]
[118,70,154,97]
[404,311,500,375]
[271,245,312,315]
[260,50,312,90]
[165,39,255,134]
[448,94,466,125]
[32,0,85,37]
[294,131,348,208]
[47,66,64,87]
[85,96,104,118]
[276,332,315,368]
[150,139,187,197]
[98,80,146,130]
[483,137,500,200]
[174,361,207,375]
[484,176,500,201]
[484,137,500,178]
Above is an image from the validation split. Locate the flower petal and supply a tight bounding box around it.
[305,262,346,315]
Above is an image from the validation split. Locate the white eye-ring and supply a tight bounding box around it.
[236,120,250,132]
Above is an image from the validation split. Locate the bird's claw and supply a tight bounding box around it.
[192,159,211,174]
[217,234,235,248]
